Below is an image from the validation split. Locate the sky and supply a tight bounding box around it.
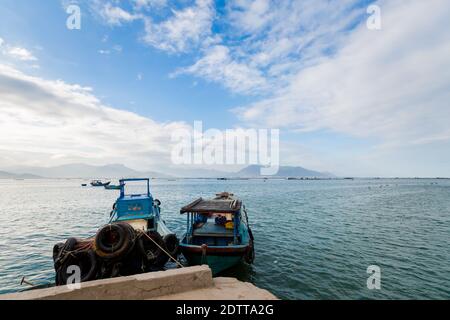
[0,0,449,177]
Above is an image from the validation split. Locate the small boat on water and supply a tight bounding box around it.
[90,180,111,187]
[179,192,254,275]
[104,184,121,190]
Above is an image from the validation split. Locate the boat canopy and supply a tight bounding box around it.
[180,197,242,214]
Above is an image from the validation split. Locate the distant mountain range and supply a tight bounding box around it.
[234,165,334,178]
[166,167,234,178]
[1,163,333,179]
[2,164,170,179]
[0,171,42,179]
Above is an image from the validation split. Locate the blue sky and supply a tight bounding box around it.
[0,0,246,126]
[0,0,449,177]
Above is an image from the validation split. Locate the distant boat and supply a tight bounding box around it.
[104,184,121,190]
[179,192,254,275]
[90,180,111,187]
[217,178,228,181]
[81,184,87,187]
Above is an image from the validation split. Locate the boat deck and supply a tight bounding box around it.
[193,222,234,238]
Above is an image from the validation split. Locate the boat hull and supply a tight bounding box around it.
[180,243,249,275]
[104,185,120,190]
[91,182,111,187]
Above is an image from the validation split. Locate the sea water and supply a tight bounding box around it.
[0,178,449,299]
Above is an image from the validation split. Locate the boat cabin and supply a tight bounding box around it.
[180,196,243,247]
[110,178,160,231]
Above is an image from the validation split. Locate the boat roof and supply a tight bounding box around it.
[180,197,242,214]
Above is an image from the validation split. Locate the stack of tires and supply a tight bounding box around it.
[53,222,179,286]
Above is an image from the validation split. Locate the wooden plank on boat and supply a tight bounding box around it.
[180,199,242,214]
[180,198,203,213]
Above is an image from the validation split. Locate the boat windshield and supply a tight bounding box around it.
[122,180,149,197]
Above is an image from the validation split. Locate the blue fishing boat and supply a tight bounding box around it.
[108,178,178,254]
[53,178,179,285]
[104,184,121,190]
[179,192,255,275]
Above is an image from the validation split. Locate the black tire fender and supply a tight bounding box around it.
[52,242,65,263]
[163,234,179,258]
[94,223,135,260]
[54,237,78,269]
[138,231,168,268]
[56,249,98,286]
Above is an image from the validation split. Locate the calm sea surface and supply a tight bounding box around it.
[0,178,449,299]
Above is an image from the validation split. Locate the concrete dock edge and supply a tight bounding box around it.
[0,266,277,300]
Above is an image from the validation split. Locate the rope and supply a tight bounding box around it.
[201,245,208,265]
[138,230,184,269]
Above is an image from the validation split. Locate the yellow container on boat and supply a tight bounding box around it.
[225,221,234,230]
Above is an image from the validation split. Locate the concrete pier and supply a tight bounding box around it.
[0,266,277,300]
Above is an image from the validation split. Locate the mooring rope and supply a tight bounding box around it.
[138,230,184,269]
[200,244,208,265]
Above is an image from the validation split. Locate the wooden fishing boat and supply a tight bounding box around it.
[53,178,179,286]
[90,180,111,187]
[179,192,254,275]
[109,179,177,248]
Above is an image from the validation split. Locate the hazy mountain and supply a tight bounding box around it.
[0,171,42,179]
[164,168,232,178]
[3,163,334,179]
[6,164,170,179]
[234,165,334,178]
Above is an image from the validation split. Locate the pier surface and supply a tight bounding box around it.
[0,266,277,300]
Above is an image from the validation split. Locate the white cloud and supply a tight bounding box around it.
[172,0,364,94]
[99,3,140,26]
[227,0,273,33]
[2,45,37,61]
[133,0,167,10]
[173,45,267,94]
[236,0,450,146]
[91,1,215,53]
[98,49,111,55]
[90,1,365,94]
[0,38,38,62]
[0,64,190,170]
[98,44,122,55]
[142,0,215,53]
